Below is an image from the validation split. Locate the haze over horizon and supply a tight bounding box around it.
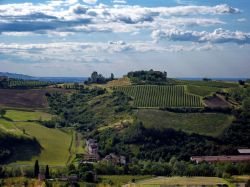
[0,0,250,77]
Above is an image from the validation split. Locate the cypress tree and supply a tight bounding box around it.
[34,160,39,178]
[45,165,50,179]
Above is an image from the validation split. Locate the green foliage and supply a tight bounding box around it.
[93,121,237,162]
[46,87,132,130]
[45,165,50,179]
[137,109,233,137]
[173,79,239,88]
[114,85,203,108]
[187,85,222,97]
[127,69,167,85]
[229,87,250,102]
[0,131,41,164]
[34,160,39,178]
[84,71,113,84]
[0,108,6,118]
[7,79,53,89]
[0,77,8,88]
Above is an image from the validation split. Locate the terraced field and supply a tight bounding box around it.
[114,85,203,108]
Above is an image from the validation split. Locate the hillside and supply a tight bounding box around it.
[0,70,249,182]
[114,85,203,108]
[0,72,33,80]
[0,109,83,166]
[136,109,234,137]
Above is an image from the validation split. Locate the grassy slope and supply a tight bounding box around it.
[0,118,23,135]
[186,85,222,97]
[173,79,239,88]
[0,110,73,166]
[136,109,234,137]
[14,122,72,166]
[5,109,53,121]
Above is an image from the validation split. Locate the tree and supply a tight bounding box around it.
[34,160,39,178]
[111,73,115,80]
[0,109,6,118]
[91,71,98,83]
[246,179,250,187]
[238,80,245,85]
[45,165,50,179]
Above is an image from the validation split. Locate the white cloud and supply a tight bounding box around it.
[112,0,127,4]
[237,18,247,22]
[82,0,97,4]
[152,28,250,44]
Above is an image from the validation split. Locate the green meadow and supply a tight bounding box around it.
[5,109,53,121]
[0,109,74,166]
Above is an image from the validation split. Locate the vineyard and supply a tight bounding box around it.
[114,85,203,108]
[8,79,52,88]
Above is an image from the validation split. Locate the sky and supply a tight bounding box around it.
[0,0,250,77]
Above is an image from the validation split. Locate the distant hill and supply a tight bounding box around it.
[0,72,87,83]
[0,72,34,80]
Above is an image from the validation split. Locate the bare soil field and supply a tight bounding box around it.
[204,95,231,108]
[0,88,70,109]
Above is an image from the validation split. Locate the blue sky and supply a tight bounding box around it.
[0,0,250,77]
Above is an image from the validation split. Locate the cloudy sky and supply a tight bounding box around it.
[0,0,250,77]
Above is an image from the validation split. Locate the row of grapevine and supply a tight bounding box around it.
[114,85,203,108]
[8,80,52,88]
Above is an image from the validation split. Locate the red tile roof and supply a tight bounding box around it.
[191,155,250,163]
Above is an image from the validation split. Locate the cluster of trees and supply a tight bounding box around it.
[229,86,250,103]
[84,72,115,84]
[95,159,250,177]
[0,77,8,88]
[0,108,6,118]
[92,121,240,162]
[45,88,132,130]
[127,69,168,85]
[0,134,41,164]
[0,77,53,89]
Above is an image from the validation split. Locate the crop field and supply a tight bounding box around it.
[122,177,231,187]
[186,85,222,97]
[0,88,71,108]
[173,79,239,88]
[114,85,203,108]
[8,79,52,88]
[137,109,234,137]
[5,109,53,121]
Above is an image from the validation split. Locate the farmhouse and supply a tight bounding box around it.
[103,153,126,165]
[81,139,100,162]
[191,155,250,164]
[86,139,98,154]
